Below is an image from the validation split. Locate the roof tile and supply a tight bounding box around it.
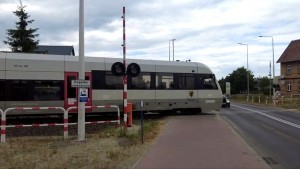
[277,39,300,63]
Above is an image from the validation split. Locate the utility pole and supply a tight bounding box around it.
[78,0,85,141]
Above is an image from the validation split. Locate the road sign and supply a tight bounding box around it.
[79,88,88,102]
[71,80,90,88]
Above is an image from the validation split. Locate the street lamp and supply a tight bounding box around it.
[238,43,249,101]
[259,35,275,104]
[169,40,171,61]
[169,39,176,61]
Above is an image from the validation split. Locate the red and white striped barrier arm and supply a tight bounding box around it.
[6,123,65,128]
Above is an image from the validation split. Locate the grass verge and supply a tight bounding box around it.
[230,94,300,111]
[0,119,165,169]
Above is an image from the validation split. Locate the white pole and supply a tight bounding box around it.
[172,39,175,61]
[169,40,170,61]
[246,44,249,98]
[122,6,128,128]
[272,37,275,106]
[237,43,249,98]
[259,35,276,106]
[78,0,85,141]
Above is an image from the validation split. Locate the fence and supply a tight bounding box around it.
[241,94,300,107]
[1,107,65,143]
[64,105,120,139]
[1,105,120,143]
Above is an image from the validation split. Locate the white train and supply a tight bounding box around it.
[0,52,223,115]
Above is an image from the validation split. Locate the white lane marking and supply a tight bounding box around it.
[233,105,300,129]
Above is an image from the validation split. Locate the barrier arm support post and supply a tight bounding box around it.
[1,109,5,143]
[65,107,77,140]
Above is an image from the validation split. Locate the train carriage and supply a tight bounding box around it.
[0,52,223,115]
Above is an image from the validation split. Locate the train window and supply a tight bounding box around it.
[33,81,63,101]
[0,80,4,101]
[129,73,151,89]
[156,73,173,89]
[174,73,195,89]
[67,76,76,98]
[11,80,30,101]
[196,74,218,90]
[186,74,195,89]
[106,72,123,89]
[92,70,105,89]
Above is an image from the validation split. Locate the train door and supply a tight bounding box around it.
[64,72,92,112]
[84,72,92,112]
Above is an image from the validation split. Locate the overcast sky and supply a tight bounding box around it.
[0,0,299,79]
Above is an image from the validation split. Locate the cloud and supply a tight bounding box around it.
[0,0,300,79]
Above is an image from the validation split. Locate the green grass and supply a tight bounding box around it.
[0,119,164,169]
[230,94,300,110]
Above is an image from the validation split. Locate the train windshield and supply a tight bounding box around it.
[197,74,218,90]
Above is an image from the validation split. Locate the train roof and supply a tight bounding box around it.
[0,52,214,74]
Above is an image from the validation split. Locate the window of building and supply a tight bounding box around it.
[298,64,300,74]
[156,73,173,89]
[286,65,292,74]
[287,82,292,92]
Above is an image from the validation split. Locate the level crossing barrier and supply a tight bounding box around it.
[64,105,120,139]
[1,109,4,143]
[1,105,120,143]
[1,107,65,143]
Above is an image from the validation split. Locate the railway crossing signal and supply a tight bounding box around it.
[111,62,141,77]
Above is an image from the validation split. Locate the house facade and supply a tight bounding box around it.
[277,39,300,96]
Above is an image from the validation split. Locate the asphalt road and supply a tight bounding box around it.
[220,102,300,169]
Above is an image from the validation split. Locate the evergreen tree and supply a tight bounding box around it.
[3,1,39,52]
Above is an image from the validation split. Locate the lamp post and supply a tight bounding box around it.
[259,35,275,105]
[169,40,171,61]
[238,43,249,101]
[269,61,272,102]
[169,39,176,61]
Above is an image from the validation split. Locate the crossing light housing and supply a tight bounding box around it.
[111,62,141,77]
[111,62,126,76]
[127,63,141,77]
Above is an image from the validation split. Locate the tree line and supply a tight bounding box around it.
[218,67,279,95]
